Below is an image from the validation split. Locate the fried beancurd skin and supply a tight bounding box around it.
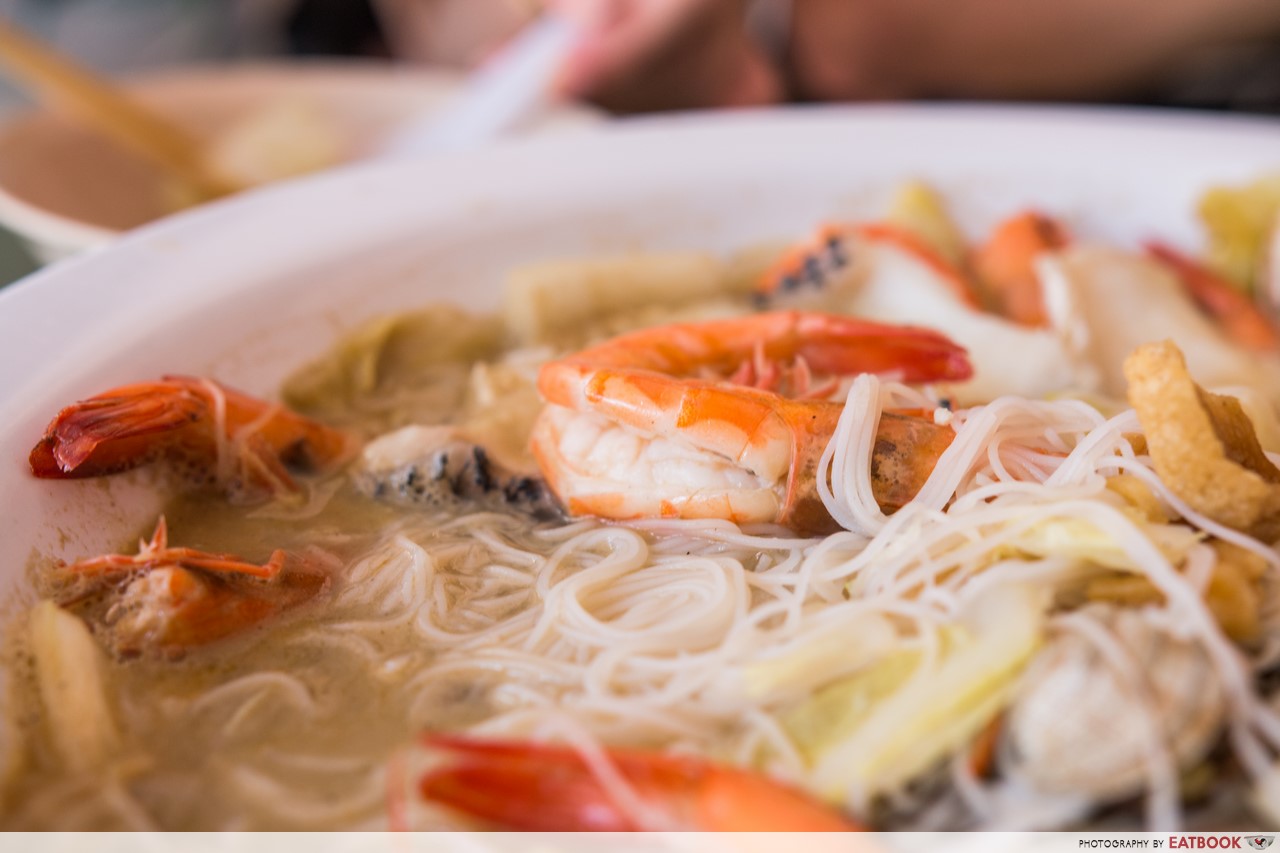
[1124,340,1280,536]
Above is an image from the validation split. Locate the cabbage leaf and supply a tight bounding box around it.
[29,601,122,773]
[283,306,504,419]
[786,584,1047,801]
[740,613,898,705]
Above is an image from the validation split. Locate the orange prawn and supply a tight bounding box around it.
[531,311,969,534]
[416,735,862,831]
[972,211,1071,327]
[29,375,355,501]
[1145,241,1280,352]
[58,517,328,654]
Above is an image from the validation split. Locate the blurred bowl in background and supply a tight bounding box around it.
[0,60,603,264]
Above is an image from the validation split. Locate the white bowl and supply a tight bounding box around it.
[2,104,1279,603]
[0,61,601,263]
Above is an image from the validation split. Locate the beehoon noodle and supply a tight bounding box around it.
[6,196,1280,831]
[6,376,1275,830]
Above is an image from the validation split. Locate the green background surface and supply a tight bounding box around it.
[0,228,39,288]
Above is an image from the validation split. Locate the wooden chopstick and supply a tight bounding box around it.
[0,19,243,201]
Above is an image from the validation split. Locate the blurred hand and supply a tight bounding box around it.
[551,0,1280,109]
[376,0,1280,112]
